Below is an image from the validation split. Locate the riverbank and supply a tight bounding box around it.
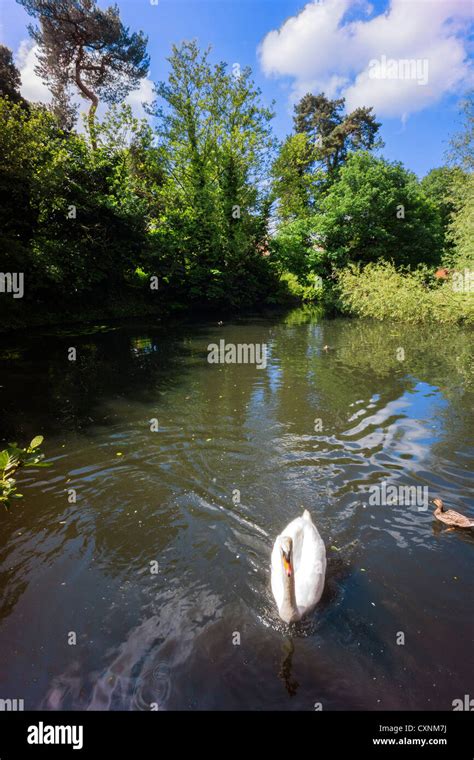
[0,282,299,336]
[1,259,473,335]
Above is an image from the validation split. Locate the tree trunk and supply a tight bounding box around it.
[87,99,99,151]
[75,50,99,150]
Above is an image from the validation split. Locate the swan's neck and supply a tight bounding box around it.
[281,569,299,623]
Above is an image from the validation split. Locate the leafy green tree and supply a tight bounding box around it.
[32,113,155,296]
[421,166,462,244]
[312,152,443,271]
[271,133,321,222]
[0,96,156,319]
[0,99,51,270]
[17,0,149,144]
[269,217,321,281]
[294,92,381,177]
[272,93,382,236]
[150,42,227,298]
[213,63,276,301]
[149,41,276,306]
[0,45,24,104]
[448,92,473,173]
[447,173,474,268]
[446,94,474,268]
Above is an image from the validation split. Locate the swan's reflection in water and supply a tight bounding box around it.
[278,638,299,697]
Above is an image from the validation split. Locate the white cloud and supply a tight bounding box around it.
[259,0,473,120]
[15,40,154,121]
[124,76,155,119]
[16,40,52,104]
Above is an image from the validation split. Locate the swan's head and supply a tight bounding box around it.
[280,536,293,577]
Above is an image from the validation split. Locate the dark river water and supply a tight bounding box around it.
[0,308,473,711]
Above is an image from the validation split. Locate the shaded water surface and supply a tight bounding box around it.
[0,309,473,710]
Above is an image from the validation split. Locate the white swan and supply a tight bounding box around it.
[271,510,326,623]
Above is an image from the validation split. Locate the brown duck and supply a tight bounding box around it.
[433,498,474,529]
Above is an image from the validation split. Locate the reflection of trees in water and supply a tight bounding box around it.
[3,311,470,446]
[326,318,474,475]
[329,319,473,392]
[0,310,472,709]
[267,309,473,447]
[282,308,473,388]
[262,316,408,437]
[1,311,472,566]
[0,324,199,441]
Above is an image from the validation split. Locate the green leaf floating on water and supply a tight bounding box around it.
[30,435,44,450]
[330,545,341,552]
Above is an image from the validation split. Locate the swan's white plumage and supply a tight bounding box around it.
[271,510,326,622]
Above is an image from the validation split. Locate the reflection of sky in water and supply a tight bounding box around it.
[266,355,282,395]
[0,312,472,711]
[342,382,448,458]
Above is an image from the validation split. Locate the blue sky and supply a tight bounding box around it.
[0,0,472,177]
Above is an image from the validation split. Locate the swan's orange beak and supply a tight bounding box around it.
[283,556,292,577]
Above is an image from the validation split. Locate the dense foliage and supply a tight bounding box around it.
[337,262,474,324]
[0,0,472,327]
[270,92,473,321]
[147,41,277,307]
[312,152,443,271]
[0,37,279,326]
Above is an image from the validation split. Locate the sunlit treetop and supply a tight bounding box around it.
[17,0,150,141]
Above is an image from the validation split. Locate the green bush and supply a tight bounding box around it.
[337,261,474,324]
